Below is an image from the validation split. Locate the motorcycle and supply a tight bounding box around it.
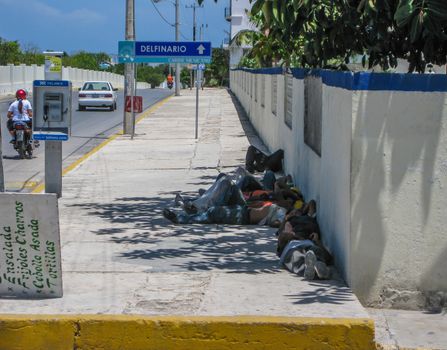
[12,121,33,159]
[167,81,174,89]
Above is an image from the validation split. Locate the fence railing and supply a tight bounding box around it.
[0,64,150,96]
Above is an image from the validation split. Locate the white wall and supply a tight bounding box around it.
[350,89,447,308]
[230,0,254,40]
[231,69,447,310]
[0,64,150,96]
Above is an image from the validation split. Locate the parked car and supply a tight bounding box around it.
[78,81,118,111]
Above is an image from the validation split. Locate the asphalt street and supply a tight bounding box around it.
[0,88,172,192]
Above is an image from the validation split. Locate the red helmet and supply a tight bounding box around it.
[16,89,27,99]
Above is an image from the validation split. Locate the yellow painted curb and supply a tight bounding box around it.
[0,315,375,350]
[31,95,173,194]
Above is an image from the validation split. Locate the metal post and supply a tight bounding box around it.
[0,122,4,192]
[175,0,180,96]
[43,51,63,198]
[131,63,136,139]
[186,1,203,138]
[195,70,199,139]
[124,0,136,135]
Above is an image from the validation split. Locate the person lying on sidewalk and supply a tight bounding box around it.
[245,145,284,173]
[174,167,300,215]
[276,200,333,280]
[163,201,288,227]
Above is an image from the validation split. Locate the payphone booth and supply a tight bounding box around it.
[33,80,72,141]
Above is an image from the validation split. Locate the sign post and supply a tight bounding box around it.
[118,41,211,139]
[37,52,72,198]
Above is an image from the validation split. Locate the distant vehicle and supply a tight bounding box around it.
[99,62,112,70]
[78,81,118,111]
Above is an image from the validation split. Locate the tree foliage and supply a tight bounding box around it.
[0,38,23,65]
[205,48,229,86]
[241,0,447,72]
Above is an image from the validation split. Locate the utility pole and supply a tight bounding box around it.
[186,2,203,90]
[186,2,203,41]
[124,0,136,135]
[175,0,180,96]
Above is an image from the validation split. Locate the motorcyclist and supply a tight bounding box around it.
[167,74,173,88]
[7,89,33,143]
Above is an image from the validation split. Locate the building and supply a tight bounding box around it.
[224,0,255,68]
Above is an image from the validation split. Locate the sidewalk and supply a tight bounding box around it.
[0,88,443,349]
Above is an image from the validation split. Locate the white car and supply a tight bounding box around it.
[78,81,118,111]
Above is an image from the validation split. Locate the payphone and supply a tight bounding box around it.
[43,92,64,122]
[33,80,72,140]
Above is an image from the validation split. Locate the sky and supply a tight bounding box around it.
[0,0,230,55]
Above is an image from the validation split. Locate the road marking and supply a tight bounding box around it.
[31,94,173,193]
[6,181,39,189]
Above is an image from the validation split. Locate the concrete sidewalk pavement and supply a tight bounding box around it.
[0,88,443,349]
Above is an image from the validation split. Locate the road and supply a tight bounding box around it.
[0,88,172,192]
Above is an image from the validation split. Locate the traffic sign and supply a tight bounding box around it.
[118,41,212,64]
[192,64,206,71]
[33,132,69,141]
[125,96,143,113]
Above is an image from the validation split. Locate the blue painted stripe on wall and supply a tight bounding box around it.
[231,67,282,75]
[232,67,447,92]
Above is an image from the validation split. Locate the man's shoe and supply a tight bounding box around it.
[315,261,331,280]
[304,250,317,280]
[174,193,184,206]
[162,209,178,224]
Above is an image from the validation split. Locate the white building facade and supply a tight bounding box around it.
[224,0,255,68]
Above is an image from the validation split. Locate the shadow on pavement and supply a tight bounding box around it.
[69,194,281,274]
[286,280,356,305]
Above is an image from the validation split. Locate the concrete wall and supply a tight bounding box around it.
[230,68,447,310]
[350,87,447,309]
[0,64,150,96]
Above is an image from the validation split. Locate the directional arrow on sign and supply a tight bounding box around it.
[197,44,205,55]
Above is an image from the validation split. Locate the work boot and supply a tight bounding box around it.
[304,250,317,280]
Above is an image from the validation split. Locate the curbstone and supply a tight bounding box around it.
[0,315,375,350]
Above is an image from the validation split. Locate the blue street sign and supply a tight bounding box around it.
[33,80,69,87]
[192,64,206,71]
[118,41,212,64]
[33,132,69,141]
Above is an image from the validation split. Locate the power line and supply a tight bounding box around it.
[149,0,190,40]
[149,0,174,27]
[179,30,190,40]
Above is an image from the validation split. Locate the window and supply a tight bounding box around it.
[82,82,110,91]
[254,75,258,102]
[271,75,277,115]
[304,76,322,156]
[260,75,265,107]
[249,75,253,98]
[284,73,293,128]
